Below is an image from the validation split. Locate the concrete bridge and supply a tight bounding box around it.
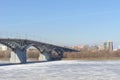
[0,38,77,63]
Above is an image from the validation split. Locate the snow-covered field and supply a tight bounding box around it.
[0,60,120,80]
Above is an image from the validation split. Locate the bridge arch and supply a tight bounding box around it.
[25,44,51,61]
[0,42,26,63]
[0,42,16,50]
[0,43,11,63]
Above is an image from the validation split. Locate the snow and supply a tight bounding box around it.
[0,60,120,80]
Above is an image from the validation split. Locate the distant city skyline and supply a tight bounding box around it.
[0,0,120,47]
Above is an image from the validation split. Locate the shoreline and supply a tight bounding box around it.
[62,57,120,61]
[1,57,120,61]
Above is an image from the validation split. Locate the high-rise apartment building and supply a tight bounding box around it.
[104,41,113,52]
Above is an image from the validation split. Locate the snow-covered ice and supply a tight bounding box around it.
[0,60,120,80]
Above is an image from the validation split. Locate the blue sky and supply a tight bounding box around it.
[0,0,120,47]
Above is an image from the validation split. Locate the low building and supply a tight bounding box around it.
[98,45,105,51]
[71,45,84,50]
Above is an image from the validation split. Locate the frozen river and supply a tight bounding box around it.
[0,60,120,80]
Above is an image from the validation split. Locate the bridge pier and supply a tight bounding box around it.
[56,50,64,60]
[50,49,64,60]
[10,49,26,63]
[39,51,51,61]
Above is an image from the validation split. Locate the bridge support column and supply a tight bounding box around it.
[57,51,64,60]
[10,49,26,63]
[39,51,51,61]
[51,49,64,60]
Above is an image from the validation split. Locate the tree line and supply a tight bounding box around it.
[63,50,120,60]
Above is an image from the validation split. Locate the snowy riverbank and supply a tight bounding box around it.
[0,60,120,80]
